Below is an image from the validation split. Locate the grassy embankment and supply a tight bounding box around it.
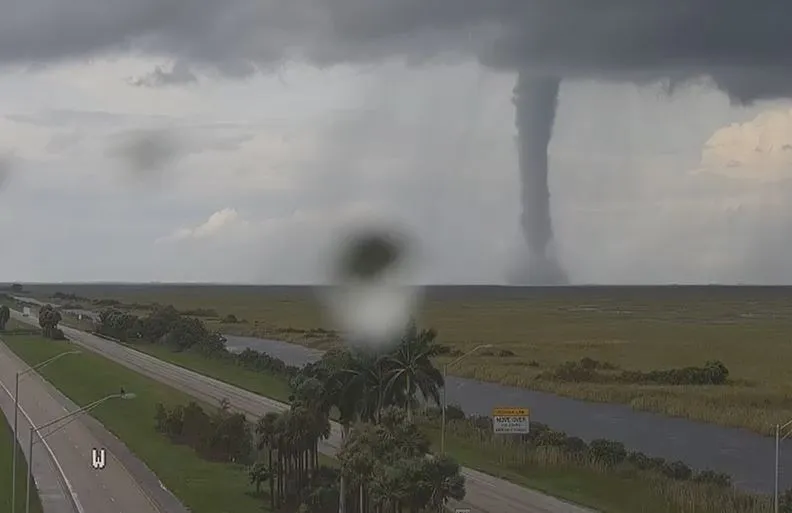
[0,325,275,513]
[133,344,775,513]
[19,283,792,435]
[0,413,43,513]
[3,319,768,513]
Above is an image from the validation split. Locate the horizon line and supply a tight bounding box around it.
[2,281,792,287]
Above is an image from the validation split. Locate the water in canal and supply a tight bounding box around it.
[224,333,783,494]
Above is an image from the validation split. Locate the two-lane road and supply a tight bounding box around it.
[11,310,595,513]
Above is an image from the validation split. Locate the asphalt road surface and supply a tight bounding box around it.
[0,341,162,513]
[11,310,595,513]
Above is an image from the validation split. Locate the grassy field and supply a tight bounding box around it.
[1,321,771,513]
[0,330,274,513]
[134,343,293,402]
[11,283,792,435]
[0,410,43,513]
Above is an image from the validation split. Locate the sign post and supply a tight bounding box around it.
[492,407,530,435]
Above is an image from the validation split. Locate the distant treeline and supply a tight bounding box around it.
[96,301,751,509]
[54,291,247,324]
[542,357,730,386]
[96,306,298,378]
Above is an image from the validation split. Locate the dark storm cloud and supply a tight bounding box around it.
[6,0,792,284]
[1,0,790,101]
[129,61,198,87]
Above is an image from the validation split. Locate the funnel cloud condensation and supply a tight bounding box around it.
[511,73,568,284]
[5,1,792,283]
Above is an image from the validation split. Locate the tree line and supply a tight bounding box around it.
[543,356,730,385]
[0,305,9,330]
[148,319,466,513]
[97,306,226,353]
[96,306,301,378]
[39,304,66,339]
[94,302,764,511]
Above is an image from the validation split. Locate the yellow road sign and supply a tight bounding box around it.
[492,407,529,417]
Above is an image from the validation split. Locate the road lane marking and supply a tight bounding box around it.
[18,309,598,513]
[0,358,86,513]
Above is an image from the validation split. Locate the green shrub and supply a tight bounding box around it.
[694,469,732,488]
[543,358,730,386]
[662,460,693,480]
[444,403,466,421]
[587,439,627,467]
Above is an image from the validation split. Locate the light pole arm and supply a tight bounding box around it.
[36,393,122,433]
[24,392,133,513]
[440,343,491,456]
[20,350,80,377]
[446,344,493,370]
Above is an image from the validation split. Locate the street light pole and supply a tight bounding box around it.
[11,350,80,513]
[774,418,792,513]
[440,343,492,455]
[24,391,135,513]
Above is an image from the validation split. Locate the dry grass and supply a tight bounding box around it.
[18,284,792,435]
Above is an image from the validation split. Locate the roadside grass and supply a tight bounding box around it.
[0,412,43,513]
[0,331,274,513]
[130,343,293,403]
[20,284,792,435]
[421,424,770,513]
[24,324,770,513]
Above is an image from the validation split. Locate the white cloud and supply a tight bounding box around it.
[158,208,249,243]
[5,58,792,284]
[696,108,792,181]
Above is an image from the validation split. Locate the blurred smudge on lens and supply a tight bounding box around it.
[338,231,402,280]
[321,223,422,353]
[107,128,182,185]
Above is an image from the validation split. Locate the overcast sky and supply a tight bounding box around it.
[2,4,792,284]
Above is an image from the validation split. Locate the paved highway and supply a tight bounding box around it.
[0,359,75,513]
[0,341,161,513]
[10,310,595,513]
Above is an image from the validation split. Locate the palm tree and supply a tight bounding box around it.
[290,375,332,478]
[385,321,444,421]
[315,326,448,513]
[248,462,271,494]
[0,305,10,330]
[255,412,280,509]
[274,412,292,505]
[344,350,402,424]
[370,460,411,513]
[419,455,466,512]
[338,422,378,513]
[318,350,364,513]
